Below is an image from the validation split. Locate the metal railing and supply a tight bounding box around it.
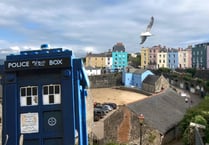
[194,127,204,145]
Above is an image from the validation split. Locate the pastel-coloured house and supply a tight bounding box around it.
[122,66,154,89]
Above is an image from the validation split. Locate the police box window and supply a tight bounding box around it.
[42,84,61,105]
[20,86,38,106]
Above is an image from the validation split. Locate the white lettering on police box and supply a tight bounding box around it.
[8,61,29,68]
[49,59,62,66]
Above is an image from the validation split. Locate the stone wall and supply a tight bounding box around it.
[89,73,122,88]
[86,90,94,143]
[169,78,205,96]
[93,106,164,145]
[92,106,140,144]
[142,75,170,93]
[162,125,182,144]
[103,107,124,143]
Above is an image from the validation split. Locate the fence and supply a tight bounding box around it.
[194,127,204,145]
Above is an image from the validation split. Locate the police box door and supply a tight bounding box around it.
[18,78,64,145]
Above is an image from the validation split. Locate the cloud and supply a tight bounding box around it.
[0,0,209,59]
[84,46,97,53]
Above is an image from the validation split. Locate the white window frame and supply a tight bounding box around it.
[20,86,38,106]
[42,84,61,105]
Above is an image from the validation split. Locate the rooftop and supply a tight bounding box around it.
[142,75,159,85]
[127,88,188,134]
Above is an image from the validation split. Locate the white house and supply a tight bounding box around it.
[85,66,101,76]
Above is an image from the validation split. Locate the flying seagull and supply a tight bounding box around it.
[140,16,154,44]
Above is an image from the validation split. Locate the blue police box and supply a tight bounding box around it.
[1,44,89,145]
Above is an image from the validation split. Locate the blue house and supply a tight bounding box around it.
[167,49,178,69]
[122,66,154,89]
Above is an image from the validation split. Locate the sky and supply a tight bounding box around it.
[0,0,209,59]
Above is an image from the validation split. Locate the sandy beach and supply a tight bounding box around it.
[88,88,148,105]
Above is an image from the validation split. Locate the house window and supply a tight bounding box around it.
[43,84,61,105]
[20,86,38,106]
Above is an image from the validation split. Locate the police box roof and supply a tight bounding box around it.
[6,48,72,61]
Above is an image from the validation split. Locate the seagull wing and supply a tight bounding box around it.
[140,36,147,44]
[146,16,154,32]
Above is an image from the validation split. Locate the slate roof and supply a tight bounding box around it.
[133,69,147,74]
[127,88,188,134]
[112,42,125,52]
[124,66,149,74]
[124,66,135,73]
[86,52,112,57]
[142,75,160,85]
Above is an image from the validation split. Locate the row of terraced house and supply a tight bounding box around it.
[85,42,209,76]
[141,42,209,69]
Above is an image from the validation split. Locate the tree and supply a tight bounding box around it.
[185,68,196,77]
[191,115,207,126]
[128,54,141,67]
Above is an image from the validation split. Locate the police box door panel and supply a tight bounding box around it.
[18,73,63,145]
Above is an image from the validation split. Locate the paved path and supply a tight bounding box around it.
[171,86,203,107]
[169,138,184,145]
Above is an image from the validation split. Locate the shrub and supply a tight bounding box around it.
[180,98,209,144]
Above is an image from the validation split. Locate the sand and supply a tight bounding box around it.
[88,88,148,105]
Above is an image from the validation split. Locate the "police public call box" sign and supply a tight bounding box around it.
[5,57,70,71]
